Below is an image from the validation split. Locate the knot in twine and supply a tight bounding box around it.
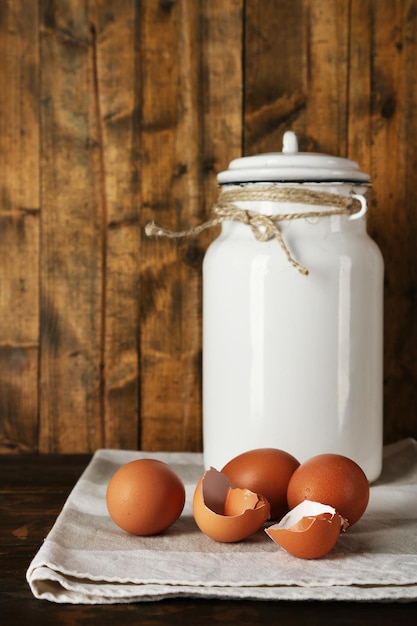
[145,186,363,276]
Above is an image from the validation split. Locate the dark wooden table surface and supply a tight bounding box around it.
[1,453,417,625]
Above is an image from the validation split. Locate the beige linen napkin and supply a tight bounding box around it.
[27,439,417,603]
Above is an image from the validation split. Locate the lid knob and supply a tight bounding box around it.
[282,131,298,154]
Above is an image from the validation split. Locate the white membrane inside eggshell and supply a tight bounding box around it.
[274,500,344,530]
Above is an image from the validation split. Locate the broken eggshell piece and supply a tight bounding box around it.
[193,467,270,542]
[265,500,348,559]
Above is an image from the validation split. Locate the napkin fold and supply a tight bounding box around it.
[27,440,417,603]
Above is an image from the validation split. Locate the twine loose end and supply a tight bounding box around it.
[144,222,157,237]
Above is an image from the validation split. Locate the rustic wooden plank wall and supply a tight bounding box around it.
[0,0,416,454]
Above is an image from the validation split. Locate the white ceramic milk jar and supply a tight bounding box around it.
[202,131,384,481]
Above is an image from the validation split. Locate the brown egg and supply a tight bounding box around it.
[221,448,300,520]
[106,459,185,535]
[193,467,270,542]
[266,500,346,559]
[287,453,370,526]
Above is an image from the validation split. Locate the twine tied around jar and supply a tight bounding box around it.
[145,186,364,276]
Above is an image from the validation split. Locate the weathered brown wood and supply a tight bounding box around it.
[347,0,373,173]
[38,0,104,452]
[0,492,68,544]
[303,0,350,154]
[364,0,417,443]
[138,0,243,452]
[244,0,350,154]
[0,1,40,453]
[138,0,200,452]
[0,0,417,453]
[348,0,417,444]
[244,0,307,153]
[38,1,139,452]
[88,1,139,450]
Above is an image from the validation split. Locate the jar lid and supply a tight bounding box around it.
[217,131,370,184]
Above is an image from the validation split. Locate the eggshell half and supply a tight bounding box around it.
[265,500,347,559]
[193,467,270,542]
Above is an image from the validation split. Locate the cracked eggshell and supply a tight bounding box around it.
[265,500,347,559]
[193,467,270,542]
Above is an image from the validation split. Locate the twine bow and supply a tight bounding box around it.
[145,186,363,276]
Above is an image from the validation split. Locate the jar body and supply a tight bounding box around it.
[202,184,384,481]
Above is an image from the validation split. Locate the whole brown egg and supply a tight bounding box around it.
[106,458,185,535]
[287,453,370,526]
[221,448,300,520]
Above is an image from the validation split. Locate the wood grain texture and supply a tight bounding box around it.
[244,0,307,153]
[0,1,40,452]
[38,1,139,452]
[365,0,417,443]
[244,0,349,153]
[0,0,416,453]
[88,1,139,450]
[38,0,104,452]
